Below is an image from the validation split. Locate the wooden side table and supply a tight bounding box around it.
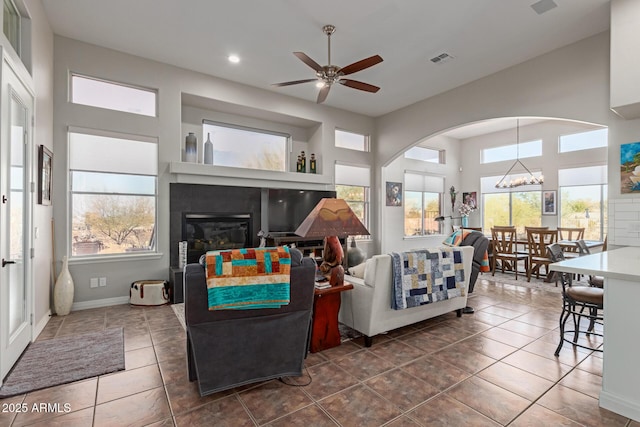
[310,281,353,353]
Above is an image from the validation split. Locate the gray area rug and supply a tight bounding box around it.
[0,327,124,398]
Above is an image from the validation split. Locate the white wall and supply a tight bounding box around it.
[24,0,53,335]
[460,119,606,229]
[375,32,640,250]
[52,36,376,305]
[382,135,462,253]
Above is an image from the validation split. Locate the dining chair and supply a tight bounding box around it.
[519,226,549,255]
[548,243,603,356]
[526,228,557,282]
[491,226,528,280]
[576,237,607,288]
[557,227,585,257]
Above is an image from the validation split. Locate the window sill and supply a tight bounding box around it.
[169,162,333,188]
[69,252,164,265]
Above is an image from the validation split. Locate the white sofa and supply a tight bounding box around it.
[338,246,473,347]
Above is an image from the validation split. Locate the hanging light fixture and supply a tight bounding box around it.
[495,119,544,189]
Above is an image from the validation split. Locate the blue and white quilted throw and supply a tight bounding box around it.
[390,247,465,310]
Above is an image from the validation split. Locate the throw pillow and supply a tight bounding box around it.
[348,261,367,279]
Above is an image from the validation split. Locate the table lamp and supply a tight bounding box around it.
[294,198,369,286]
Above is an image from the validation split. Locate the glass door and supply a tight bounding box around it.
[1,58,33,381]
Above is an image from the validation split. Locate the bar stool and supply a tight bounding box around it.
[548,243,603,356]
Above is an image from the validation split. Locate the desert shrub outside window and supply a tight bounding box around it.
[69,129,158,257]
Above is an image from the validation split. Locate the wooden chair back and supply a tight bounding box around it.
[491,226,517,254]
[527,229,558,258]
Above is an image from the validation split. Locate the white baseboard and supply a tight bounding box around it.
[33,309,52,339]
[71,296,130,311]
[600,390,640,421]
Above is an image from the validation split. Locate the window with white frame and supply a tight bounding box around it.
[481,174,542,237]
[70,74,158,117]
[335,163,370,234]
[3,0,20,54]
[404,173,443,236]
[482,140,542,164]
[559,128,608,153]
[69,129,158,257]
[202,121,289,172]
[559,165,607,240]
[404,146,445,163]
[335,129,368,151]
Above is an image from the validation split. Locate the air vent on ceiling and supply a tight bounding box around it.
[430,52,454,64]
[531,0,557,15]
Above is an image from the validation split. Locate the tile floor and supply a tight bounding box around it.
[1,276,638,427]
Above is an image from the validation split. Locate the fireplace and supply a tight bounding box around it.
[182,213,252,264]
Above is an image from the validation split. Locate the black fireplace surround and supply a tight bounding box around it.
[170,184,262,267]
[170,183,335,267]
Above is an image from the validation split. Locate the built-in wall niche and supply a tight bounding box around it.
[180,93,324,174]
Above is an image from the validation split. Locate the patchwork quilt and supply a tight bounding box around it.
[205,246,291,310]
[390,247,465,310]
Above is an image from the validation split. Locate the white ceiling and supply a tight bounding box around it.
[40,0,611,118]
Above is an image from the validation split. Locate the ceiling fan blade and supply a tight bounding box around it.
[272,79,317,87]
[293,52,323,72]
[317,85,331,103]
[340,79,380,93]
[339,55,383,76]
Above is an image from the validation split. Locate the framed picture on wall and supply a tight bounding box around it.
[543,190,556,215]
[38,145,53,205]
[386,182,402,206]
[620,141,640,193]
[462,191,477,209]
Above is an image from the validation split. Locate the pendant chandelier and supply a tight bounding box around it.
[495,119,544,189]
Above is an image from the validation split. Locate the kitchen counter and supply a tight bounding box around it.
[551,246,640,421]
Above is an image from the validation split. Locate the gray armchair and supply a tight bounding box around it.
[184,248,316,396]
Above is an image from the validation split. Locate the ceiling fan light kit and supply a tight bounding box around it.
[273,24,383,103]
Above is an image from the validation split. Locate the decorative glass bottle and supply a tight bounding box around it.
[309,153,317,174]
[54,256,74,316]
[300,151,306,173]
[296,155,302,172]
[203,133,213,165]
[185,132,198,163]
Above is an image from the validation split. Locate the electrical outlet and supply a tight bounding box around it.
[99,277,107,287]
[90,278,98,288]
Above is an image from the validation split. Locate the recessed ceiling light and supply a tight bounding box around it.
[531,0,557,15]
[228,55,240,64]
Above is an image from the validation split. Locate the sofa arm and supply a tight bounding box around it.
[184,260,316,326]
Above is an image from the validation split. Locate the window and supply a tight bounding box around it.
[335,129,368,151]
[482,140,542,164]
[335,163,370,233]
[70,74,157,117]
[404,146,445,163]
[203,121,288,172]
[559,128,608,153]
[3,0,20,54]
[481,175,541,236]
[559,165,607,240]
[404,173,443,236]
[69,129,158,257]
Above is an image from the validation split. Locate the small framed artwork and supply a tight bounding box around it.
[462,191,477,209]
[620,141,640,193]
[543,190,556,215]
[386,181,402,206]
[38,145,53,205]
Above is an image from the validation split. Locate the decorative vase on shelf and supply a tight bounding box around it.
[54,256,74,316]
[185,132,198,163]
[461,216,469,228]
[203,133,213,165]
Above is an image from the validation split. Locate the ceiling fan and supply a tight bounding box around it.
[273,24,383,104]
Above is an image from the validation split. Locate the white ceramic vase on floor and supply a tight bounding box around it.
[54,256,74,316]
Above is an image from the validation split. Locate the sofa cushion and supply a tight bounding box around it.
[363,257,376,287]
[348,261,367,279]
